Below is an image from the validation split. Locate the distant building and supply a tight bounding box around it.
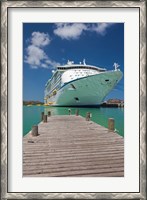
[101,99,124,107]
[107,99,124,104]
[23,101,44,105]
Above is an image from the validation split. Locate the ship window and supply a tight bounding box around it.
[71,84,76,89]
[105,79,109,82]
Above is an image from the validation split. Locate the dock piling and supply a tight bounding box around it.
[48,111,51,117]
[108,118,115,131]
[43,115,47,123]
[86,112,91,121]
[68,109,71,115]
[31,125,38,136]
[41,112,44,121]
[75,109,79,116]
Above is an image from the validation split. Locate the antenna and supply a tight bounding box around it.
[83,59,86,65]
[113,62,120,71]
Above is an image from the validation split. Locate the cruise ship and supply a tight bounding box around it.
[44,60,123,106]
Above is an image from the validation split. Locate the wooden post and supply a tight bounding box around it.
[31,125,38,136]
[48,111,51,117]
[75,109,79,116]
[43,115,47,123]
[86,112,91,121]
[108,118,115,131]
[68,109,71,115]
[41,112,44,121]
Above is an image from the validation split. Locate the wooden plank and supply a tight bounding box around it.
[23,149,124,156]
[23,165,124,176]
[23,158,124,168]
[23,167,124,177]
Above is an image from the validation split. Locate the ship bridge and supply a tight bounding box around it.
[57,60,106,72]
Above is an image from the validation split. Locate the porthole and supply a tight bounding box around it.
[74,97,79,101]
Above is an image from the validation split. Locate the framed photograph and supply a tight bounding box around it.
[1,0,146,199]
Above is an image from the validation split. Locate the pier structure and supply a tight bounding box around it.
[23,113,124,177]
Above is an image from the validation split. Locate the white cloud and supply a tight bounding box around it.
[45,59,60,69]
[41,63,49,68]
[90,23,113,35]
[30,65,38,69]
[54,23,87,40]
[24,31,60,69]
[25,45,47,66]
[31,32,51,47]
[54,23,113,39]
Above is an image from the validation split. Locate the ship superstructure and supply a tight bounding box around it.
[44,60,123,106]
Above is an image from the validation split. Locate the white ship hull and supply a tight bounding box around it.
[46,70,122,106]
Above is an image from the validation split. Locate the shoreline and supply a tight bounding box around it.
[23,99,124,108]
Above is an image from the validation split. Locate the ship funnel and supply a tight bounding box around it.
[67,60,74,65]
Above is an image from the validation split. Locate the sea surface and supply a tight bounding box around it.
[23,106,124,137]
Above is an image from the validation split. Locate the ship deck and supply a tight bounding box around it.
[23,115,124,177]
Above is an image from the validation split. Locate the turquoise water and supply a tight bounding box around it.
[23,106,124,137]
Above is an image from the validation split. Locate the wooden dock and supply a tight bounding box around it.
[23,115,124,177]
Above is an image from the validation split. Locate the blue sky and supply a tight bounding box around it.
[23,23,124,102]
